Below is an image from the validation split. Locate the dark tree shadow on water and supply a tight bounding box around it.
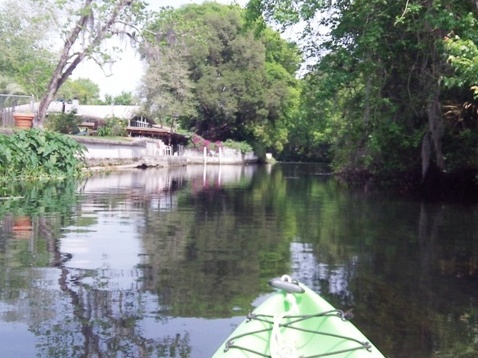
[32,215,192,358]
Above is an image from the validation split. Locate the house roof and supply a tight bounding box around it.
[13,101,140,120]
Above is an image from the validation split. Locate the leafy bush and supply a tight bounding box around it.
[188,134,223,151]
[44,110,82,134]
[188,134,209,150]
[0,129,87,181]
[188,134,252,153]
[223,139,253,153]
[96,117,127,137]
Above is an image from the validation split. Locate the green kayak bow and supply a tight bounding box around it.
[212,275,385,358]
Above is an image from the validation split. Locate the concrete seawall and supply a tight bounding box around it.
[72,136,257,168]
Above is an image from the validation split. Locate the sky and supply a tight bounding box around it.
[72,0,250,100]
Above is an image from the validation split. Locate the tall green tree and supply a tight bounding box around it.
[0,0,56,98]
[139,8,197,127]
[141,3,301,153]
[57,78,101,104]
[0,75,24,95]
[103,91,137,105]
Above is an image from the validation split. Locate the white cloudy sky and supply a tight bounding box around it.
[72,0,250,99]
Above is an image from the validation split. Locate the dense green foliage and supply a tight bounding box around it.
[44,111,82,134]
[140,3,301,153]
[0,0,56,97]
[248,0,478,188]
[96,117,128,137]
[0,0,144,106]
[0,129,86,181]
[223,139,253,153]
[57,78,101,104]
[44,111,128,137]
[103,91,137,105]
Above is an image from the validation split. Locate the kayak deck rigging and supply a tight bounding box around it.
[212,275,385,357]
[223,309,373,357]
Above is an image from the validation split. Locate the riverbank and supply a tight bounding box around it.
[0,128,259,170]
[71,135,259,168]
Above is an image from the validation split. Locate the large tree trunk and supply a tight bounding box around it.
[37,0,93,123]
[421,0,446,181]
[427,88,445,169]
[36,0,136,123]
[421,86,445,179]
[37,52,87,124]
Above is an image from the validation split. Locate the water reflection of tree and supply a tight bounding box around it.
[140,167,294,318]
[301,184,478,357]
[0,179,192,357]
[28,266,191,357]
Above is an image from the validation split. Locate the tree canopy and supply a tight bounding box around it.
[56,78,101,105]
[247,0,478,189]
[0,0,56,97]
[35,0,148,122]
[140,2,301,153]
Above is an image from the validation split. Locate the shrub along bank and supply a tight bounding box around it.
[0,129,86,183]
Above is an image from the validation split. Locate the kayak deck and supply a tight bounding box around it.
[212,276,385,357]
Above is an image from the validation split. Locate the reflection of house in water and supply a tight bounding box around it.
[186,165,256,192]
[80,167,186,193]
[78,167,190,212]
[79,165,257,208]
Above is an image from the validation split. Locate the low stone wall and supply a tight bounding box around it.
[73,137,149,160]
[72,136,257,167]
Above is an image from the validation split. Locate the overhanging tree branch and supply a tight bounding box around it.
[37,0,146,123]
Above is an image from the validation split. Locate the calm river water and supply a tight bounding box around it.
[1,163,478,357]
